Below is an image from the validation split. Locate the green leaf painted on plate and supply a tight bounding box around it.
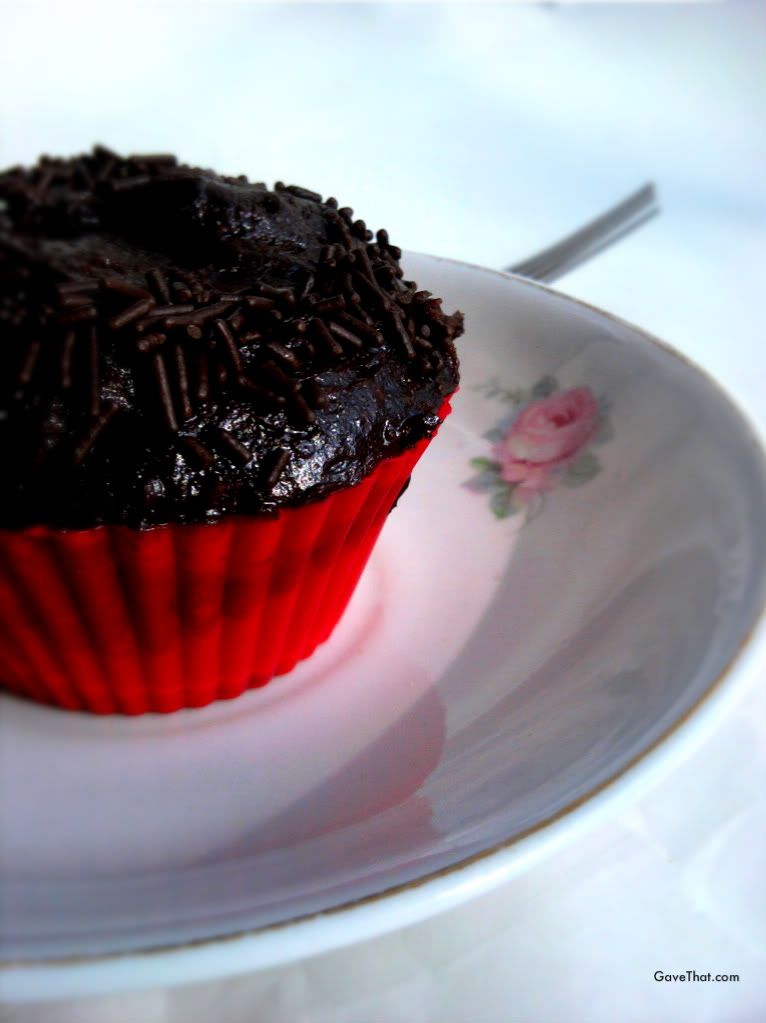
[593,417,614,445]
[474,378,527,405]
[504,388,528,405]
[598,396,613,418]
[490,487,516,519]
[466,472,501,494]
[470,457,502,472]
[531,375,559,399]
[562,452,602,487]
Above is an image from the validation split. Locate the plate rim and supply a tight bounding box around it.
[4,253,766,1002]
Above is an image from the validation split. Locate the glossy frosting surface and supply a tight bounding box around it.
[0,149,461,528]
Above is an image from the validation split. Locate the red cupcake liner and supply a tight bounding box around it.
[0,402,450,714]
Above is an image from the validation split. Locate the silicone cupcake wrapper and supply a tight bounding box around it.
[0,403,450,714]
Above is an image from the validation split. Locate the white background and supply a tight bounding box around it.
[2,2,765,1020]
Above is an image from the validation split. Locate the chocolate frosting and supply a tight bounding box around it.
[0,148,461,529]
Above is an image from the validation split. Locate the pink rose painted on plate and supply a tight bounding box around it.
[466,375,613,519]
[494,386,600,495]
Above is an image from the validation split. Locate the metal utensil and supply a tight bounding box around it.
[507,183,659,283]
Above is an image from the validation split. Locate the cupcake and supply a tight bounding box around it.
[0,147,462,714]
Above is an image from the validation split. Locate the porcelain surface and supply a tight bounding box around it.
[2,254,765,1000]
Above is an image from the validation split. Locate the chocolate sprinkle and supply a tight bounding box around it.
[162,300,234,328]
[196,351,210,402]
[58,304,97,326]
[265,341,302,370]
[15,337,41,394]
[336,311,382,343]
[387,308,417,359]
[240,329,262,344]
[0,146,462,528]
[314,294,346,315]
[88,326,101,416]
[109,297,154,331]
[302,378,328,409]
[57,279,100,297]
[238,375,285,406]
[173,342,193,420]
[141,303,194,322]
[258,284,296,308]
[59,292,96,309]
[146,268,171,305]
[136,331,167,353]
[215,427,252,465]
[245,296,275,312]
[261,360,297,393]
[328,320,364,350]
[290,391,316,425]
[213,318,242,374]
[72,403,120,465]
[180,434,215,470]
[312,317,343,357]
[285,185,322,202]
[151,352,179,431]
[60,330,77,388]
[265,447,290,487]
[102,277,152,300]
[109,174,152,193]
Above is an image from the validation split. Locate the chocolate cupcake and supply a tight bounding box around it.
[0,147,462,713]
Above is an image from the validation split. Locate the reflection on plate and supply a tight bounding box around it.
[2,254,765,1002]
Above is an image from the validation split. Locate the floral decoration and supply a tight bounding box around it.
[466,375,613,519]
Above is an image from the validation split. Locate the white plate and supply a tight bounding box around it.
[2,254,766,1003]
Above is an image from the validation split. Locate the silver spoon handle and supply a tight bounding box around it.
[507,183,659,283]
